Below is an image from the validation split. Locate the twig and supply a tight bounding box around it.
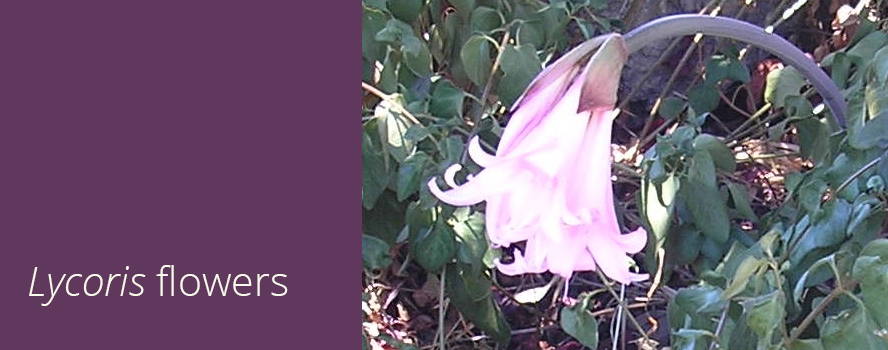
[362,81,422,125]
[785,279,859,345]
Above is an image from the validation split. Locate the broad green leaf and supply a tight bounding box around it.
[497,44,542,107]
[705,54,751,84]
[743,290,785,339]
[376,19,423,54]
[517,22,545,48]
[364,191,408,243]
[853,239,888,327]
[362,6,388,62]
[846,30,888,62]
[793,253,839,303]
[872,46,888,84]
[376,94,417,163]
[727,182,757,222]
[403,42,432,77]
[460,35,493,86]
[450,209,488,275]
[429,79,465,119]
[796,116,828,161]
[387,0,423,23]
[681,152,730,243]
[866,76,888,118]
[850,110,888,151]
[448,0,475,20]
[765,66,806,109]
[694,134,735,172]
[643,172,678,243]
[362,129,390,209]
[688,84,719,115]
[659,96,685,121]
[410,218,458,272]
[469,7,502,33]
[829,52,852,88]
[821,305,888,350]
[445,264,511,345]
[786,339,825,350]
[396,152,431,200]
[723,256,764,299]
[438,135,466,166]
[668,285,725,330]
[362,234,392,270]
[665,224,702,266]
[671,329,714,350]
[789,200,852,266]
[560,303,599,349]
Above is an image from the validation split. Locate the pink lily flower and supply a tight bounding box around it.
[428,34,648,284]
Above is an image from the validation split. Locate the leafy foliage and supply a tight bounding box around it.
[362,1,888,349]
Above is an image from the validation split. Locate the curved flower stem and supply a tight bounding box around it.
[622,14,847,129]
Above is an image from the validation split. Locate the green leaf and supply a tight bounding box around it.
[403,42,432,77]
[853,239,888,327]
[830,52,852,88]
[448,0,475,20]
[560,303,599,349]
[723,256,764,298]
[362,6,388,62]
[671,329,715,350]
[872,46,888,84]
[743,290,785,339]
[428,79,465,119]
[665,224,702,266]
[694,134,735,172]
[387,0,424,23]
[786,339,825,350]
[705,54,751,84]
[821,304,888,350]
[376,94,417,163]
[460,35,493,86]
[410,217,458,272]
[362,129,390,209]
[688,84,719,114]
[364,191,408,243]
[438,135,466,166]
[789,200,853,266]
[517,22,545,49]
[497,44,542,107]
[396,152,431,200]
[378,49,400,93]
[668,285,725,330]
[680,152,730,243]
[450,209,489,275]
[659,96,685,120]
[445,264,512,345]
[727,182,757,222]
[764,66,806,109]
[846,30,888,62]
[362,234,393,270]
[469,7,502,33]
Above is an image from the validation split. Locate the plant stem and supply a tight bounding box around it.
[785,279,859,345]
[439,269,447,350]
[594,269,651,342]
[622,15,847,128]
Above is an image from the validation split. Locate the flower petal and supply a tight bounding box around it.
[467,137,497,168]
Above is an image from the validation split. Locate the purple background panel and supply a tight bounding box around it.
[0,2,350,348]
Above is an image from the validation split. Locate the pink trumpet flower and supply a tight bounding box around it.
[428,34,648,284]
